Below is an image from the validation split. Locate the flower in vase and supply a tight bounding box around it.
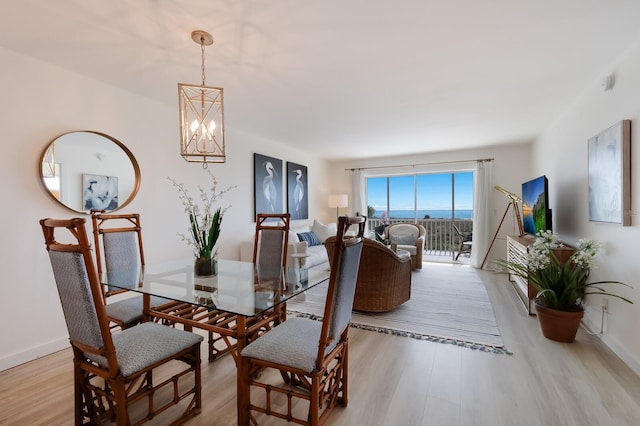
[168,171,236,259]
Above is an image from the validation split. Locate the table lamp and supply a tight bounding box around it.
[328,194,348,221]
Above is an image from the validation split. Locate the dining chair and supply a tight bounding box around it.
[453,224,472,261]
[252,213,291,272]
[40,217,203,426]
[206,213,292,363]
[238,215,366,425]
[91,210,170,329]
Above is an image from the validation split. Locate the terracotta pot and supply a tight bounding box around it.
[534,300,584,343]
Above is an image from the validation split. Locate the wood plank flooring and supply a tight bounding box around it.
[2,265,640,425]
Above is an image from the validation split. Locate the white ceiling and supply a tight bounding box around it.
[2,0,640,160]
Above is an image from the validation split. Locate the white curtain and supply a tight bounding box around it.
[350,169,367,216]
[469,160,493,269]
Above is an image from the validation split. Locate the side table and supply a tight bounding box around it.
[290,252,310,301]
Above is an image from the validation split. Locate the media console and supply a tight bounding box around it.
[506,234,575,315]
[506,235,537,314]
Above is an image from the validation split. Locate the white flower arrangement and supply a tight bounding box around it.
[167,171,236,258]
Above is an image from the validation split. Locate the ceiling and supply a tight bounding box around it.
[2,1,640,161]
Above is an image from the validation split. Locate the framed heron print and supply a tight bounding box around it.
[286,162,308,220]
[253,153,283,218]
[588,120,631,226]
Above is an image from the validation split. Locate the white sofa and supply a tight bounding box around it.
[239,219,336,271]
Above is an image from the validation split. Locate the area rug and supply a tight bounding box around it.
[287,263,512,355]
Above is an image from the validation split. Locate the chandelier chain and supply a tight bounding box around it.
[200,37,206,86]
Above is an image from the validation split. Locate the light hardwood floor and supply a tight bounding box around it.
[2,265,640,425]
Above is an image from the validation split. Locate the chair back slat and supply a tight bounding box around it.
[48,250,104,350]
[41,218,116,363]
[327,242,362,341]
[257,228,285,268]
[103,231,141,292]
[91,211,144,296]
[253,213,290,269]
[318,216,365,361]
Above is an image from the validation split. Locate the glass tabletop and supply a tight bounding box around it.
[102,258,330,317]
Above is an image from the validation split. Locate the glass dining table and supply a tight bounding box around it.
[102,257,330,364]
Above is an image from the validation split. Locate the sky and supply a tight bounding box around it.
[367,172,473,212]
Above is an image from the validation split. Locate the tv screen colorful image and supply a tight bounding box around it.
[522,175,551,235]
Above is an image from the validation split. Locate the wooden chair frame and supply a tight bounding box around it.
[40,218,202,426]
[90,210,145,297]
[252,213,291,267]
[203,213,291,363]
[238,215,366,426]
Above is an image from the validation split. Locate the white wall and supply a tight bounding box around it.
[531,42,640,374]
[0,46,331,370]
[329,144,533,263]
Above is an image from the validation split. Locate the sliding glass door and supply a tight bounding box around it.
[366,171,473,261]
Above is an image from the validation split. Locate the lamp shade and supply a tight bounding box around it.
[328,194,348,208]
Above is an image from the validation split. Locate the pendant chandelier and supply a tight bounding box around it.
[178,30,225,166]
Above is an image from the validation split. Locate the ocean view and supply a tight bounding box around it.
[371,209,473,219]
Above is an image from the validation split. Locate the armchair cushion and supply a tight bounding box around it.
[389,233,416,245]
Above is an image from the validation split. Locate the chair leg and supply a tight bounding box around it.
[73,365,84,426]
[112,378,129,426]
[237,358,251,426]
[341,343,349,407]
[310,374,320,426]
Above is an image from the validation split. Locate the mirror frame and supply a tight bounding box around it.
[39,130,141,214]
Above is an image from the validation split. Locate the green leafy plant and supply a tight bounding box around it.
[497,230,632,311]
[168,171,235,258]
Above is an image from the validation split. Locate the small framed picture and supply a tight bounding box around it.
[82,174,119,211]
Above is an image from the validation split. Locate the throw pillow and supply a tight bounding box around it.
[287,223,311,243]
[312,219,337,242]
[297,231,321,247]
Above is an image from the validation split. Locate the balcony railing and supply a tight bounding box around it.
[367,217,473,261]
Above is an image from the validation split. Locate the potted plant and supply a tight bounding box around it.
[168,171,235,276]
[498,230,632,342]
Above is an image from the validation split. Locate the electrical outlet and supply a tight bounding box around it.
[602,298,609,313]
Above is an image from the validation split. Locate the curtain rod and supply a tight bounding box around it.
[344,157,494,171]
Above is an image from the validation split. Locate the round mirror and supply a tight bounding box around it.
[39,131,141,213]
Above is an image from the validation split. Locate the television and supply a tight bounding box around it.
[521,175,552,235]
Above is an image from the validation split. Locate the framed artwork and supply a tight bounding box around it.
[588,120,631,225]
[287,162,308,220]
[82,174,119,211]
[254,153,283,218]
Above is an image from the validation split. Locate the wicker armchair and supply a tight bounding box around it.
[326,237,412,312]
[385,223,425,269]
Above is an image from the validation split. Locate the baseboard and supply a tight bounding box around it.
[582,313,640,377]
[0,337,69,372]
[599,333,640,377]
